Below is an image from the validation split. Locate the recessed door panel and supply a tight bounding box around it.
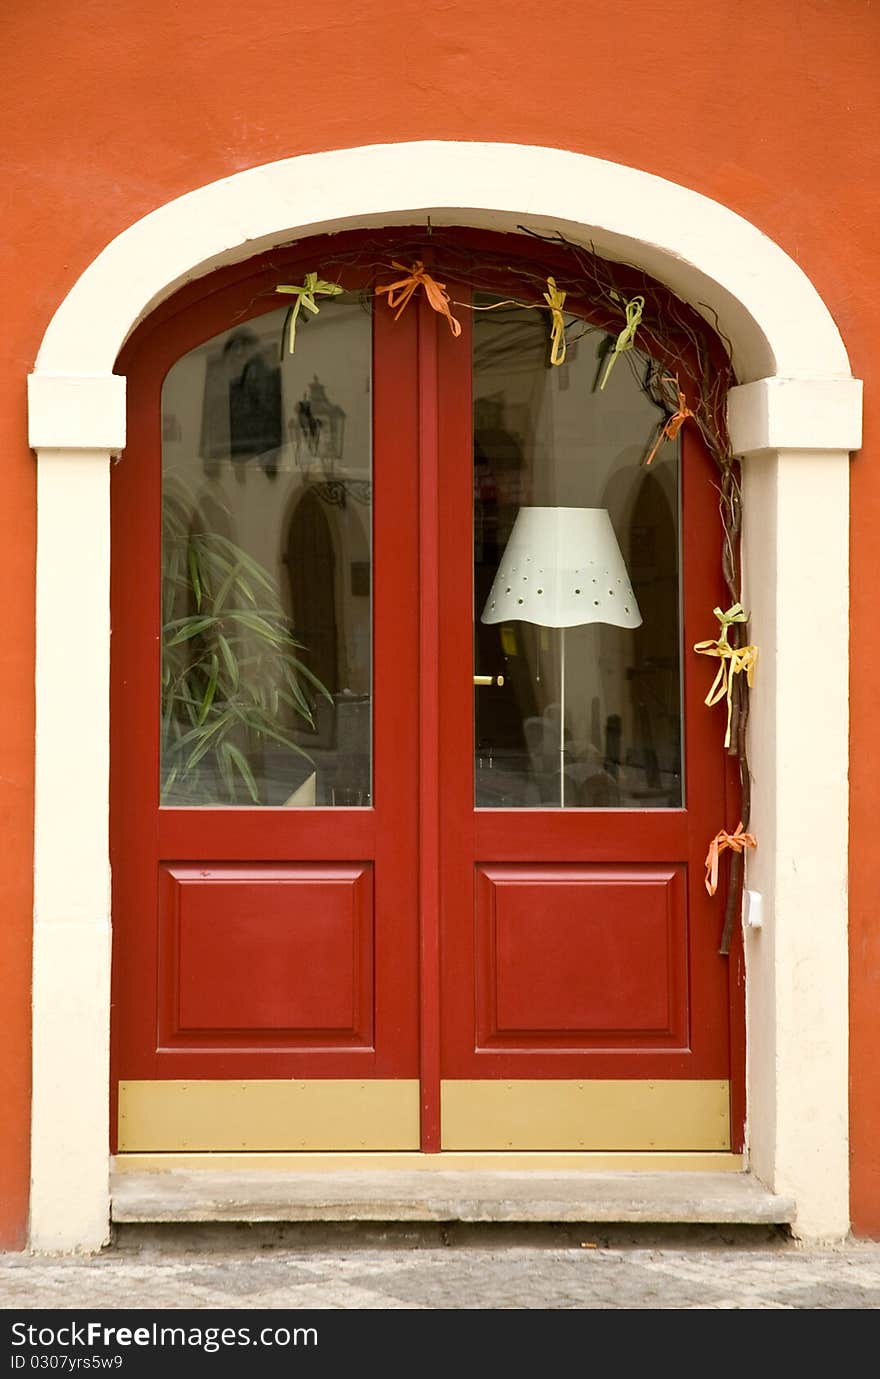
[475,863,686,1046]
[161,863,373,1045]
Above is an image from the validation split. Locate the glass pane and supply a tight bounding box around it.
[161,297,372,806]
[473,299,682,809]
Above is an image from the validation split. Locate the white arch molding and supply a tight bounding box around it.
[26,142,862,1250]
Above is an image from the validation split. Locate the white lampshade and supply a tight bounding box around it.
[480,506,642,629]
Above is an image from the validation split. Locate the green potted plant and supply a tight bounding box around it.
[160,484,330,804]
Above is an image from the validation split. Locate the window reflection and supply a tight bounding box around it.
[473,299,682,809]
[160,299,372,807]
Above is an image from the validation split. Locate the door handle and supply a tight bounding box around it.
[474,674,505,687]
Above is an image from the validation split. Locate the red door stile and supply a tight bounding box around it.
[368,286,421,1087]
[679,410,735,1093]
[417,293,443,1152]
[436,287,478,1089]
[110,251,421,1150]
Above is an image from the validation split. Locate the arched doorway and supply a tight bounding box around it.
[110,228,737,1157]
[27,143,859,1247]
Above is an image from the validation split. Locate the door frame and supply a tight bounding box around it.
[27,140,861,1248]
[110,245,738,1155]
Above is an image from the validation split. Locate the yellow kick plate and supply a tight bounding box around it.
[118,1079,729,1153]
[441,1080,731,1151]
[118,1080,420,1152]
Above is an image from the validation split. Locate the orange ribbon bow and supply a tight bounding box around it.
[704,823,757,896]
[645,388,695,465]
[375,261,462,337]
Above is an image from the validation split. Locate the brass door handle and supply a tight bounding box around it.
[474,674,505,687]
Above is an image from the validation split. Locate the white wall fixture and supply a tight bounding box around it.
[27,141,861,1249]
[744,890,764,930]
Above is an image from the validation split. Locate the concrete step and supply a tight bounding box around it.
[111,1169,795,1226]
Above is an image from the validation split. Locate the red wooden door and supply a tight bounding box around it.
[110,233,742,1156]
[434,290,738,1151]
[111,252,423,1151]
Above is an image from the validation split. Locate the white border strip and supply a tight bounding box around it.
[27,142,861,1248]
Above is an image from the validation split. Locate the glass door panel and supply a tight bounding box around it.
[160,298,372,806]
[472,299,683,809]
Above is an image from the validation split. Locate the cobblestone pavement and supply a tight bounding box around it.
[2,1225,880,1309]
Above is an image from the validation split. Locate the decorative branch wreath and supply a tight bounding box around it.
[276,229,754,954]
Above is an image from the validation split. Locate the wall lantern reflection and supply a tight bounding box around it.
[290,374,346,469]
[289,374,371,508]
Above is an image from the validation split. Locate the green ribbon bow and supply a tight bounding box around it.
[276,274,344,353]
[710,603,750,641]
[599,294,645,390]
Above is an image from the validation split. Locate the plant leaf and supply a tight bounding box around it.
[187,543,203,611]
[281,664,313,716]
[289,658,335,702]
[216,741,237,799]
[197,654,220,724]
[216,633,240,691]
[233,711,314,756]
[223,742,260,802]
[184,710,234,769]
[212,560,242,611]
[165,616,215,646]
[160,763,179,801]
[228,611,289,643]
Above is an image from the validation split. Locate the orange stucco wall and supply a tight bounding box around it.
[3,0,880,1243]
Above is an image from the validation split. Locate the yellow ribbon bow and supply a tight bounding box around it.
[694,603,758,749]
[375,261,462,336]
[276,274,344,352]
[645,385,695,465]
[599,294,644,390]
[704,822,757,896]
[543,277,567,366]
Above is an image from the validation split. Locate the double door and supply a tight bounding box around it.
[111,235,739,1155]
